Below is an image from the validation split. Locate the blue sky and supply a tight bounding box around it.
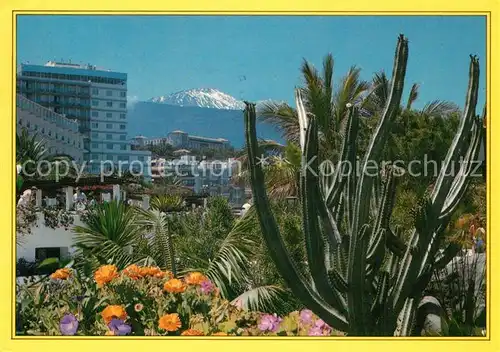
[17,15,486,110]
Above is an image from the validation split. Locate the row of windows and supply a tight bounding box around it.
[34,95,90,105]
[18,119,82,148]
[22,71,126,85]
[91,88,126,98]
[91,100,126,109]
[91,132,127,141]
[90,122,126,130]
[18,81,90,95]
[91,142,128,151]
[89,154,130,162]
[91,111,126,119]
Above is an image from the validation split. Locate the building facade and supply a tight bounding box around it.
[17,94,85,162]
[150,154,244,205]
[17,61,151,178]
[133,130,230,151]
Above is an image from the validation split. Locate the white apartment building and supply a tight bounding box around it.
[16,94,85,162]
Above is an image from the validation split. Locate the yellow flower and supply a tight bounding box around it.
[105,330,115,336]
[94,265,119,287]
[185,272,207,285]
[50,268,71,280]
[181,329,204,336]
[212,332,228,336]
[163,278,186,293]
[101,305,127,324]
[158,313,182,332]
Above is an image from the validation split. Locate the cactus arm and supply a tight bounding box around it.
[244,102,349,331]
[302,114,349,314]
[434,242,462,271]
[373,167,398,235]
[391,56,480,318]
[351,35,409,237]
[346,223,372,335]
[386,228,406,257]
[325,105,359,210]
[481,104,487,181]
[394,298,416,336]
[430,56,480,211]
[296,90,310,153]
[441,117,483,216]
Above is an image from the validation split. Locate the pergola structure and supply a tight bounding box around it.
[18,176,148,210]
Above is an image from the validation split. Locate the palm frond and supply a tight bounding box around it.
[257,102,300,143]
[231,284,287,312]
[422,100,461,117]
[134,208,177,274]
[199,212,256,298]
[406,83,420,110]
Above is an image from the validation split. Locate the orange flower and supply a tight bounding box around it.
[94,265,119,287]
[101,305,127,324]
[212,332,228,336]
[50,268,71,280]
[163,278,186,293]
[181,329,204,336]
[158,313,182,331]
[185,272,207,285]
[123,264,142,280]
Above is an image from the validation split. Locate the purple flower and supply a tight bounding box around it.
[258,313,282,332]
[314,318,326,328]
[308,326,324,336]
[200,279,214,294]
[108,319,132,336]
[299,309,313,325]
[60,314,79,336]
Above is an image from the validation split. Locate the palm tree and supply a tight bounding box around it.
[259,56,371,158]
[73,201,142,270]
[16,128,78,184]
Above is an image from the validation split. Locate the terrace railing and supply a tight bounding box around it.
[16,94,79,133]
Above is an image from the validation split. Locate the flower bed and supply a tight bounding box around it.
[16,265,344,336]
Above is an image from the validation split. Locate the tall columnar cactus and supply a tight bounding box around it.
[244,34,484,336]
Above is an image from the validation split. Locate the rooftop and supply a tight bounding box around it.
[19,61,127,81]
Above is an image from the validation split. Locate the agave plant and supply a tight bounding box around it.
[150,195,185,213]
[244,34,484,336]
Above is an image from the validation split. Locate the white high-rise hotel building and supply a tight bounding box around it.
[16,61,151,177]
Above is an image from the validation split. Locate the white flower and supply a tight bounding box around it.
[16,164,22,175]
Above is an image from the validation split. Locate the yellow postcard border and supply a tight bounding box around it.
[1,4,496,352]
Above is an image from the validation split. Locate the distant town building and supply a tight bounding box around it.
[133,130,230,151]
[150,152,244,205]
[17,61,151,179]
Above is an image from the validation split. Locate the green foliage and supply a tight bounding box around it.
[244,35,484,336]
[73,201,142,270]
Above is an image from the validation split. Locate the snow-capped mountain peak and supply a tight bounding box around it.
[149,88,246,110]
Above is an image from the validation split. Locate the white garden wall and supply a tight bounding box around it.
[17,212,84,262]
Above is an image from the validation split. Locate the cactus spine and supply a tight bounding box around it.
[244,34,483,336]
